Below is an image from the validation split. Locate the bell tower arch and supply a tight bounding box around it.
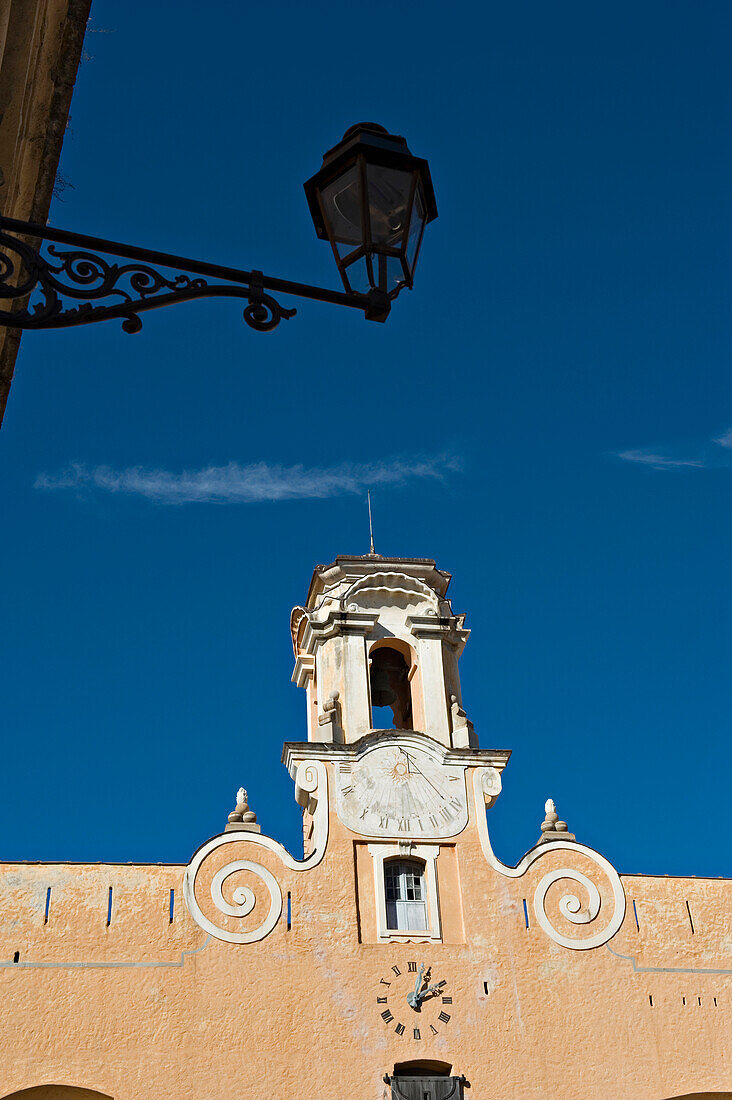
[291,555,475,748]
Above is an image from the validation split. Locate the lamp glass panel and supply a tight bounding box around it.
[342,255,372,294]
[366,164,415,246]
[335,238,360,261]
[320,164,363,248]
[406,186,426,273]
[375,254,408,294]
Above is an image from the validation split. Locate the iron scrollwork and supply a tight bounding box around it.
[0,223,296,334]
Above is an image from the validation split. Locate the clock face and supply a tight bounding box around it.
[377,961,453,1040]
[335,743,467,838]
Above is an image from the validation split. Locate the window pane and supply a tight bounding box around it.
[384,860,427,930]
[396,899,428,931]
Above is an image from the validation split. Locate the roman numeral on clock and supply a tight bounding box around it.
[439,1011,451,1023]
[395,1023,405,1035]
[430,1024,438,1035]
[377,997,388,1004]
[341,785,353,795]
[413,1028,421,1040]
[381,1010,393,1023]
[441,996,452,1004]
[391,965,401,976]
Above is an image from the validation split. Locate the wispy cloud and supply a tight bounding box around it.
[35,454,461,505]
[615,428,732,471]
[615,450,705,470]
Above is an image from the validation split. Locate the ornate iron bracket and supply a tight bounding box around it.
[0,216,390,334]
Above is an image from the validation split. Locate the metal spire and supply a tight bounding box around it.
[367,490,376,555]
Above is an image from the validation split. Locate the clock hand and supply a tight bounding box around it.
[418,979,446,1003]
[406,964,425,1010]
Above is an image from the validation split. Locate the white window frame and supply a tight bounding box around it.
[368,842,442,943]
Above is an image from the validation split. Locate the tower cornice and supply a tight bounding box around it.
[282,731,511,775]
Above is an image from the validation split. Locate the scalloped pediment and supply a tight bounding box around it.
[342,571,439,615]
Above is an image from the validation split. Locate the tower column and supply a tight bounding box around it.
[408,614,469,748]
[310,611,377,743]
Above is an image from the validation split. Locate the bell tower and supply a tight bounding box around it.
[290,554,476,748]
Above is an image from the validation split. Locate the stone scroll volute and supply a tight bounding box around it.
[472,766,626,950]
[183,760,328,944]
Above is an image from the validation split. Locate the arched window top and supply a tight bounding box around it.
[393,1061,452,1078]
[384,858,427,931]
[2,1089,114,1099]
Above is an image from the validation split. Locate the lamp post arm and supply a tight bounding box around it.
[0,215,390,334]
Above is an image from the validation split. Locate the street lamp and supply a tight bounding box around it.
[304,122,437,302]
[0,123,436,335]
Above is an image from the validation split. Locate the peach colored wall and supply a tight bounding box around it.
[0,765,730,1100]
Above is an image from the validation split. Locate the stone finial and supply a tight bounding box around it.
[538,797,575,844]
[225,787,261,833]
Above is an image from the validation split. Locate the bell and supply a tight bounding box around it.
[370,665,398,708]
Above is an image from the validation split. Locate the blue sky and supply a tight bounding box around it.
[1,0,730,876]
